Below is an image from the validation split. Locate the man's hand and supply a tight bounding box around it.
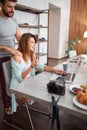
[9,48,22,56]
[4,46,22,56]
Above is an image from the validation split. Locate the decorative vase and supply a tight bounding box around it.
[69,50,77,58]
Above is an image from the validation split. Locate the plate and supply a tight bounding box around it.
[73,96,87,110]
[69,84,81,94]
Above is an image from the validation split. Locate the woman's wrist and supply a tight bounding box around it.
[53,68,56,73]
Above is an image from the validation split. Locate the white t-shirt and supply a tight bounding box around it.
[20,56,31,78]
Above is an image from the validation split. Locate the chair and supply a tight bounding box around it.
[2,60,34,130]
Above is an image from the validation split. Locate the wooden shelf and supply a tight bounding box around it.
[15,40,47,44]
[35,53,47,57]
[38,40,47,43]
[18,24,48,28]
[15,4,48,14]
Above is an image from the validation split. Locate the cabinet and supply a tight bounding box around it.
[15,4,48,64]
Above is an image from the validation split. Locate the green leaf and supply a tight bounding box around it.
[65,37,81,54]
[67,41,70,44]
[65,50,68,54]
[77,40,81,44]
[69,45,74,50]
[71,40,76,45]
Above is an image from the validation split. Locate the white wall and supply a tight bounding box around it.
[16,0,71,59]
[48,0,71,58]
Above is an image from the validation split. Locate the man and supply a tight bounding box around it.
[0,0,22,115]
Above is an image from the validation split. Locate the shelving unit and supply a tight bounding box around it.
[18,24,48,28]
[15,4,48,64]
[15,4,46,14]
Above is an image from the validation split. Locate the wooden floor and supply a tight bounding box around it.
[47,57,67,67]
[0,58,87,130]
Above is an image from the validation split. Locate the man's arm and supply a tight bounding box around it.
[15,28,21,43]
[0,45,12,51]
[0,45,22,56]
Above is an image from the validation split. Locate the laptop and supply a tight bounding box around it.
[50,58,82,83]
[50,72,75,83]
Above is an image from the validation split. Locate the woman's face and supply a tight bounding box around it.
[28,37,35,52]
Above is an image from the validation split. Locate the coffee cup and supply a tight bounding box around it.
[63,63,69,72]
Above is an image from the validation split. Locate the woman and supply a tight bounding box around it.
[10,33,66,112]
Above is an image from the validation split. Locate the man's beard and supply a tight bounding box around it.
[2,8,14,17]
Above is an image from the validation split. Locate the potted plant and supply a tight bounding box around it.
[65,37,81,57]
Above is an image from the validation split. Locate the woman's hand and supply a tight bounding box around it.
[31,56,39,68]
[44,65,66,75]
[54,69,66,75]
